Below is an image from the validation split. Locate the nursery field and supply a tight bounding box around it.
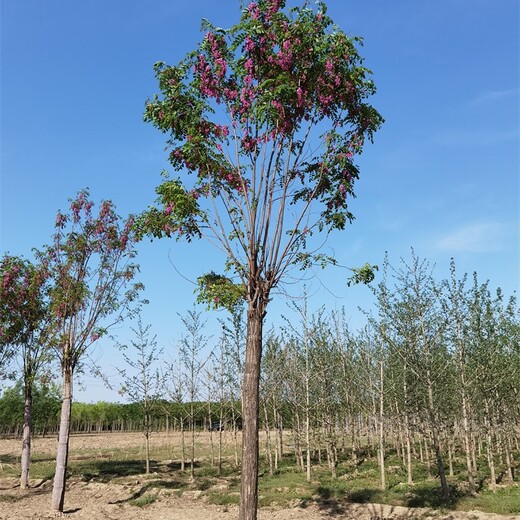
[0,432,518,520]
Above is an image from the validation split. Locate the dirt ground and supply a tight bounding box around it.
[0,433,517,520]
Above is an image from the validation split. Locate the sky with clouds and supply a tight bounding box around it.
[1,0,518,401]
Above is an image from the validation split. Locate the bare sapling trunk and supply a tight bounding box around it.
[20,384,33,489]
[218,406,224,475]
[239,304,264,520]
[144,411,151,474]
[51,360,73,512]
[232,407,240,468]
[427,377,449,501]
[461,388,475,492]
[484,400,497,488]
[404,413,413,485]
[305,411,311,482]
[180,416,186,472]
[263,402,273,476]
[276,410,283,464]
[208,394,215,467]
[190,403,195,480]
[378,359,386,491]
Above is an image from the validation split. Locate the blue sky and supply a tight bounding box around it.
[1,0,518,402]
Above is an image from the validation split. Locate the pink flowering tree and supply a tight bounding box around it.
[0,255,52,489]
[39,190,142,512]
[137,2,382,518]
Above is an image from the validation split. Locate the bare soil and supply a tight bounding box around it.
[0,433,517,520]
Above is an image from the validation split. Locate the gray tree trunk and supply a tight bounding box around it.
[51,362,73,512]
[20,385,33,489]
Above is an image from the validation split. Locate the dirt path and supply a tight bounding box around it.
[0,478,517,520]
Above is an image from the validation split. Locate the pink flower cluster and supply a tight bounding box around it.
[195,54,219,98]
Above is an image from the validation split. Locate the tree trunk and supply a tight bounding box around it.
[239,304,264,520]
[217,406,224,476]
[180,417,186,472]
[274,406,282,470]
[51,361,73,512]
[190,403,195,480]
[378,360,386,491]
[484,400,496,488]
[232,408,240,468]
[263,402,273,476]
[145,432,151,474]
[461,388,475,492]
[20,384,33,489]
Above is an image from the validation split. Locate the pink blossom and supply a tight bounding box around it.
[244,58,254,72]
[296,87,304,108]
[245,36,255,52]
[247,2,259,19]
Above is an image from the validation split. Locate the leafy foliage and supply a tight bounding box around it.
[196,272,246,312]
[139,0,383,298]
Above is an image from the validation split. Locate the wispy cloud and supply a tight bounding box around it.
[429,128,518,147]
[436,222,508,253]
[470,88,519,106]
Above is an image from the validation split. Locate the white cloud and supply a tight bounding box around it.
[470,88,519,106]
[436,222,508,253]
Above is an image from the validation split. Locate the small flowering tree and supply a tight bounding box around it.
[40,190,142,512]
[138,2,382,518]
[0,255,51,489]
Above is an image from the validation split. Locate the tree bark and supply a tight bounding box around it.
[51,361,73,512]
[378,359,386,491]
[20,384,33,489]
[239,304,264,520]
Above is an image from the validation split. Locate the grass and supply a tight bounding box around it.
[456,485,520,515]
[1,432,519,516]
[128,494,157,507]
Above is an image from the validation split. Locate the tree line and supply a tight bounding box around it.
[2,252,518,501]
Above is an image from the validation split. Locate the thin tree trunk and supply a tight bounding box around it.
[208,398,215,467]
[427,379,449,501]
[217,406,224,476]
[180,417,186,472]
[145,430,150,474]
[461,388,475,492]
[405,413,413,485]
[305,387,311,482]
[447,434,454,477]
[263,402,273,476]
[20,384,33,489]
[378,359,386,491]
[51,361,73,512]
[484,400,496,488]
[190,403,195,480]
[239,305,264,520]
[504,430,514,482]
[232,408,240,468]
[276,410,283,463]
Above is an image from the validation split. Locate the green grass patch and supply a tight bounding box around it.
[456,485,520,515]
[0,494,21,503]
[128,494,157,507]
